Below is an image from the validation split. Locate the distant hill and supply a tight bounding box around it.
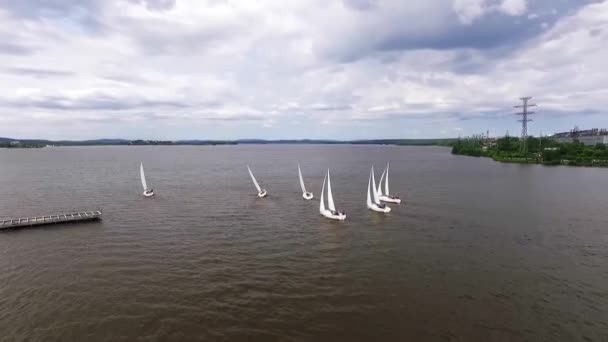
[0,137,456,147]
[0,137,131,146]
[236,139,456,145]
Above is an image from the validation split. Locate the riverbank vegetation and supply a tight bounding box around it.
[452,136,608,167]
[0,142,44,148]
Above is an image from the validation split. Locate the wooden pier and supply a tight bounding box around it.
[0,210,102,230]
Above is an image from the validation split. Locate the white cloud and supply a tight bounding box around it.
[453,0,527,24]
[500,0,527,17]
[453,0,487,24]
[0,0,605,139]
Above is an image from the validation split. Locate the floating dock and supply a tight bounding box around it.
[0,210,102,230]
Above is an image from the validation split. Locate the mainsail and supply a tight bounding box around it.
[298,164,307,193]
[319,173,326,214]
[327,170,336,212]
[384,162,390,196]
[367,169,373,207]
[377,168,386,197]
[140,162,148,191]
[247,165,261,192]
[371,166,380,205]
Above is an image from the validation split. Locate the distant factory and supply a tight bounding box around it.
[552,127,608,145]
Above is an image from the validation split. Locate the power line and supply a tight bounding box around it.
[514,97,536,154]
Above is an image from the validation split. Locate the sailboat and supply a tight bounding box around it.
[367,166,390,213]
[298,164,313,200]
[377,162,402,204]
[247,165,267,198]
[319,169,346,220]
[140,162,154,197]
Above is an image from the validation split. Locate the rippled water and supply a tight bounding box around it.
[0,145,607,341]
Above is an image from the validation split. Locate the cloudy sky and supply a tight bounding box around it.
[0,0,606,140]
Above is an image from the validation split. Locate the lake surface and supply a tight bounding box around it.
[0,145,607,341]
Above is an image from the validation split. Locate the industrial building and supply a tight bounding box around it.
[552,128,608,145]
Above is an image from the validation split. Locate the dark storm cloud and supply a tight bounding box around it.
[452,110,506,121]
[589,28,603,37]
[343,0,377,11]
[118,16,243,55]
[126,0,176,11]
[351,110,451,121]
[380,15,536,52]
[0,0,98,16]
[204,114,265,121]
[5,94,188,111]
[359,108,519,123]
[311,104,353,111]
[0,0,105,32]
[102,74,155,86]
[3,67,75,78]
[327,0,595,64]
[0,42,35,56]
[143,112,267,121]
[140,112,173,120]
[445,50,495,75]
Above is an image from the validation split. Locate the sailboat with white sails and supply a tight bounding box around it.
[140,162,154,197]
[377,162,401,204]
[247,165,267,198]
[367,166,390,213]
[319,169,346,220]
[298,164,313,200]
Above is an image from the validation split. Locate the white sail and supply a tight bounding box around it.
[319,173,326,214]
[298,164,307,193]
[377,167,386,197]
[371,166,380,205]
[327,169,336,212]
[366,170,373,207]
[140,162,148,191]
[247,165,261,192]
[385,162,390,196]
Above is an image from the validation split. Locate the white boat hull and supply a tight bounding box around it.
[322,210,346,221]
[367,203,391,213]
[258,190,268,198]
[302,192,313,200]
[143,190,154,197]
[379,195,401,204]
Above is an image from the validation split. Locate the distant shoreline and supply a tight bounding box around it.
[0,138,456,148]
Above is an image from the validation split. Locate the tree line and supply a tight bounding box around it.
[452,136,608,166]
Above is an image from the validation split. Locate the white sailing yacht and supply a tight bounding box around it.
[298,164,313,200]
[140,162,154,197]
[367,166,390,213]
[247,165,267,197]
[319,169,346,220]
[377,162,402,204]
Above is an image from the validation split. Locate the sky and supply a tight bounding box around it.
[0,0,607,140]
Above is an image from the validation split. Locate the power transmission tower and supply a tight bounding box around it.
[514,97,536,154]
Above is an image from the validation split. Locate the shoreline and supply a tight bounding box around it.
[452,136,608,168]
[457,153,608,167]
